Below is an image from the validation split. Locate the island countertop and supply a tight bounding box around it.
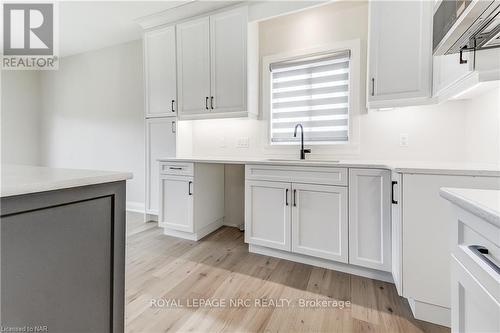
[157,156,500,177]
[440,187,500,228]
[1,164,133,198]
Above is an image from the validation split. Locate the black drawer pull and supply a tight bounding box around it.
[293,189,297,207]
[285,188,289,206]
[169,167,183,170]
[468,245,500,275]
[391,181,398,204]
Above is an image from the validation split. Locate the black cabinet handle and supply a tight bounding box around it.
[169,167,182,170]
[285,188,289,206]
[391,181,398,204]
[171,120,176,134]
[210,96,214,109]
[188,181,193,196]
[205,97,209,110]
[468,245,500,275]
[293,189,297,207]
[371,78,375,96]
[171,100,175,112]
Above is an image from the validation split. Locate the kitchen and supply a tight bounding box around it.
[1,1,499,332]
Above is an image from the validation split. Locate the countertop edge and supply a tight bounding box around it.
[1,172,133,198]
[156,157,500,177]
[439,188,500,228]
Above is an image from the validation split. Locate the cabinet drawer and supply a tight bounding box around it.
[159,162,194,176]
[451,255,499,333]
[245,164,347,186]
[453,208,500,299]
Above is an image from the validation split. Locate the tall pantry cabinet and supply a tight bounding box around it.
[144,25,177,221]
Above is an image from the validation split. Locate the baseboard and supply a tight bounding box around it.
[163,218,224,241]
[408,298,451,327]
[249,244,394,283]
[126,201,145,213]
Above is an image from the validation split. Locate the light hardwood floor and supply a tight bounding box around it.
[125,213,449,333]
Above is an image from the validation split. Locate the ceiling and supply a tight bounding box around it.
[58,1,190,57]
[57,1,328,57]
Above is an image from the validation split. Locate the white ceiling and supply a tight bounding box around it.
[57,1,328,57]
[58,1,189,57]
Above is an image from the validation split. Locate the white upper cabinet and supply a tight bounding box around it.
[433,52,474,100]
[349,169,391,272]
[144,26,177,117]
[291,183,348,263]
[176,16,211,116]
[367,0,433,109]
[210,7,247,114]
[177,6,251,119]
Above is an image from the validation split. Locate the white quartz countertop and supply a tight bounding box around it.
[157,157,500,177]
[1,164,133,198]
[440,188,500,228]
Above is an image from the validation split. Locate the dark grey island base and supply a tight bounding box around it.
[1,181,126,333]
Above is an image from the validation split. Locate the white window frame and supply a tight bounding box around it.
[261,39,361,152]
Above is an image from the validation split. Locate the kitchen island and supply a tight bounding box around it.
[0,165,132,333]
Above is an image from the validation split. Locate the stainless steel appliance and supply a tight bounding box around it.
[433,0,500,55]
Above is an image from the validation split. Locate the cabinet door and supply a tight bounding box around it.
[367,0,433,108]
[432,52,474,98]
[144,26,177,117]
[160,175,194,232]
[451,256,499,333]
[245,180,291,251]
[177,16,211,116]
[349,169,391,271]
[146,118,176,216]
[291,183,348,262]
[391,172,403,295]
[210,7,247,114]
[1,198,113,332]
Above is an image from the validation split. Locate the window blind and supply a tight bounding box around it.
[270,50,350,144]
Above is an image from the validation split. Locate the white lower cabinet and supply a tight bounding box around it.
[245,165,394,274]
[245,180,291,251]
[160,176,194,233]
[348,169,391,272]
[245,165,351,265]
[391,172,403,295]
[292,183,348,262]
[159,162,224,241]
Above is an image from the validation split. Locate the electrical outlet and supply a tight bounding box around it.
[237,137,249,148]
[399,134,409,147]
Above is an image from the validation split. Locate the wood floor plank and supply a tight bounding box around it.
[125,225,450,333]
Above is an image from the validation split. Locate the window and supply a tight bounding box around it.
[269,50,351,144]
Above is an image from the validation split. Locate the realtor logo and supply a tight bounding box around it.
[2,2,58,69]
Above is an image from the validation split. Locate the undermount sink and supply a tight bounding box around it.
[265,158,340,163]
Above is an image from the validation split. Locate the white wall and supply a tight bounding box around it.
[1,71,42,165]
[39,40,145,204]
